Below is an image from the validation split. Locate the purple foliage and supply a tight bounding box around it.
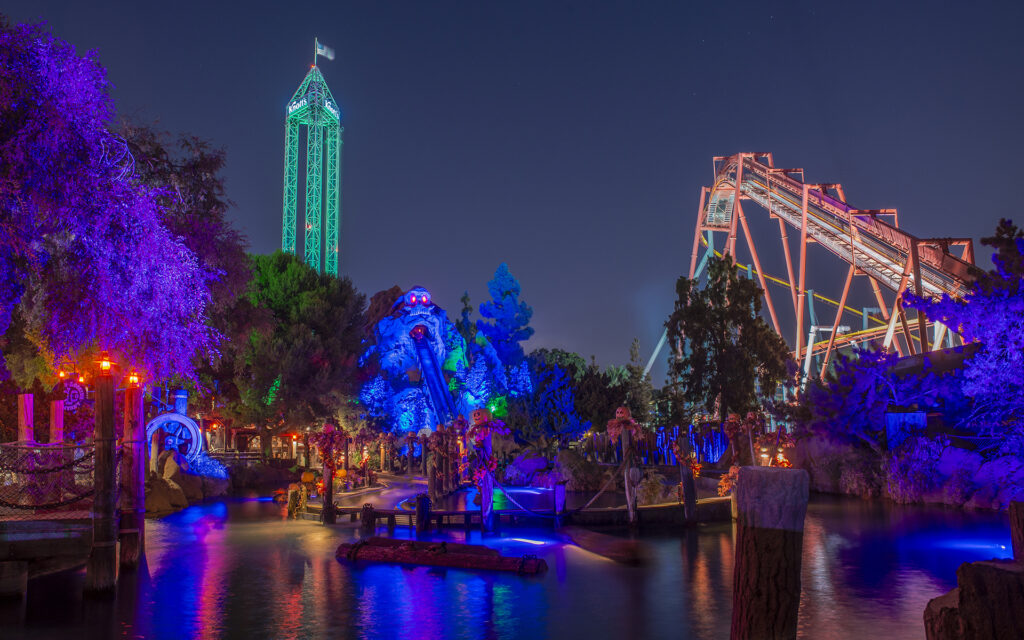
[909,220,1024,431]
[0,21,216,381]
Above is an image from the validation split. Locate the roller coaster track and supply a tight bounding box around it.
[651,153,979,385]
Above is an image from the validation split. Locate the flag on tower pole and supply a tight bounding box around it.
[315,38,335,62]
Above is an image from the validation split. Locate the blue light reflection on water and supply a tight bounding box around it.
[3,496,1018,640]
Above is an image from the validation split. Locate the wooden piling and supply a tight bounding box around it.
[1010,501,1024,561]
[676,434,697,523]
[49,399,64,443]
[360,503,376,534]
[16,394,33,443]
[480,433,495,532]
[0,561,28,600]
[119,382,145,570]
[730,466,809,640]
[322,459,337,524]
[85,372,117,594]
[415,493,431,534]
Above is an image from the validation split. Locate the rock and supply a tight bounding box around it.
[164,479,189,509]
[975,456,1024,489]
[502,451,549,486]
[965,484,998,510]
[994,483,1024,511]
[202,475,231,499]
[145,477,175,515]
[936,447,983,479]
[924,560,1024,639]
[176,473,204,503]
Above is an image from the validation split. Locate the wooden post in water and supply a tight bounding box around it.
[622,430,639,526]
[1010,501,1024,561]
[676,434,697,523]
[16,394,33,443]
[480,431,495,532]
[730,466,809,640]
[85,362,117,594]
[119,376,145,570]
[427,455,437,502]
[415,493,431,534]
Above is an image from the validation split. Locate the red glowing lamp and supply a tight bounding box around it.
[128,370,140,385]
[97,351,113,373]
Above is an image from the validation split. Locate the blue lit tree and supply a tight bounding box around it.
[477,263,534,367]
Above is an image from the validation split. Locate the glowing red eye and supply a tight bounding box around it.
[410,296,417,303]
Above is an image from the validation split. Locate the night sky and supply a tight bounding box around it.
[6,1,1022,382]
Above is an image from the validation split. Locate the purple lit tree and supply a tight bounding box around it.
[909,219,1024,432]
[0,20,216,383]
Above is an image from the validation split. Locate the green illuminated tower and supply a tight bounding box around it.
[282,43,343,276]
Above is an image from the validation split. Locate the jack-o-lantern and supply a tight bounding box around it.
[615,406,632,420]
[471,408,491,426]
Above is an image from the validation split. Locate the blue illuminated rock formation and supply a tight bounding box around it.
[361,287,469,433]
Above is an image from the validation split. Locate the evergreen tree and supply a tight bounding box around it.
[455,291,476,345]
[230,251,365,457]
[623,338,654,425]
[476,263,534,366]
[665,255,792,422]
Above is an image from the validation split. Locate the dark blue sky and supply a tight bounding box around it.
[7,1,1022,381]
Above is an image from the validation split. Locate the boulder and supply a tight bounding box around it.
[176,473,204,503]
[964,484,998,510]
[936,446,983,479]
[924,560,1024,639]
[144,476,188,514]
[202,475,231,499]
[145,477,175,515]
[164,479,189,509]
[502,451,549,486]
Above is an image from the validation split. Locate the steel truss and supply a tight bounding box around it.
[665,153,977,384]
[282,65,343,276]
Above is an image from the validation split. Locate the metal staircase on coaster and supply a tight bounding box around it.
[647,152,979,386]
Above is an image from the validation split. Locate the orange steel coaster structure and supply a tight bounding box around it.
[647,152,978,387]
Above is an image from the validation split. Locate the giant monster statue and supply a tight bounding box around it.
[362,287,469,433]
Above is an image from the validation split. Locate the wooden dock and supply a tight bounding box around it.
[304,496,733,530]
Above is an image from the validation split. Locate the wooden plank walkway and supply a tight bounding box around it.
[305,496,733,529]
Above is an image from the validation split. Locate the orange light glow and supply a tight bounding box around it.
[78,375,85,383]
[128,371,139,385]
[58,370,65,379]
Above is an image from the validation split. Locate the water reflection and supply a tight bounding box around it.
[3,496,1014,639]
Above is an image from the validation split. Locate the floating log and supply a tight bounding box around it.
[356,536,500,557]
[336,537,546,574]
[559,526,650,565]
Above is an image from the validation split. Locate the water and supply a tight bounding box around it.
[1,496,1012,640]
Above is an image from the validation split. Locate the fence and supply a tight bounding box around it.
[0,441,102,520]
[577,425,729,466]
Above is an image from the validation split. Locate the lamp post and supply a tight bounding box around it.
[85,352,117,593]
[119,370,145,570]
